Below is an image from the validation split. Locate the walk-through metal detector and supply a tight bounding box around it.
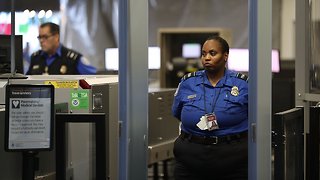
[295,0,320,180]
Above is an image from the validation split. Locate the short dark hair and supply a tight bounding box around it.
[205,35,229,54]
[40,22,60,35]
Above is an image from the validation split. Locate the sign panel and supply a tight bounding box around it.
[5,84,54,151]
[70,90,89,110]
[44,80,79,89]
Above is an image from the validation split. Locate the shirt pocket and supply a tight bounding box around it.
[182,94,203,111]
[223,93,245,113]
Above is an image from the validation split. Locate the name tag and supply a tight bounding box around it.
[187,94,197,99]
[32,65,40,70]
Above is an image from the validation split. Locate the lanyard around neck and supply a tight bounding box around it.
[203,74,226,114]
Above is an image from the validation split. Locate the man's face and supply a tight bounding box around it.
[38,26,59,55]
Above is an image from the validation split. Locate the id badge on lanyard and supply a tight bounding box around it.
[196,76,222,131]
[205,112,219,131]
[197,112,220,131]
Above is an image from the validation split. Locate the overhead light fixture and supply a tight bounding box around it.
[45,10,53,19]
[29,10,36,18]
[38,10,45,19]
[23,9,29,15]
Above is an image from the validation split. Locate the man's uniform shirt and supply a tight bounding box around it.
[26,44,96,75]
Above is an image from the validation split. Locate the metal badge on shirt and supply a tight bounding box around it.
[231,86,239,96]
[32,65,40,70]
[60,65,67,74]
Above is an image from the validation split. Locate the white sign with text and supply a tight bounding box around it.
[8,98,51,149]
[5,85,54,151]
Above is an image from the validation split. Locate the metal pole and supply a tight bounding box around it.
[295,0,311,179]
[118,0,149,179]
[248,0,272,179]
[10,0,16,74]
[22,151,37,180]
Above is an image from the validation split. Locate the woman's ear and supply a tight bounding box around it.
[224,53,229,61]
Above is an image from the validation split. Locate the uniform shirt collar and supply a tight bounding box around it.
[40,44,62,57]
[194,70,205,86]
[225,69,237,87]
[200,69,229,87]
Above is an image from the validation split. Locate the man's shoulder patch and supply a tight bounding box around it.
[31,50,41,57]
[235,73,249,82]
[66,50,80,60]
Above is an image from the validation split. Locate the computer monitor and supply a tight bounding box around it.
[148,47,161,69]
[105,47,161,71]
[182,43,201,58]
[227,48,280,73]
[105,48,118,71]
[0,35,24,74]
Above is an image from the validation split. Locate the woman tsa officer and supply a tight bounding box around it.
[172,35,248,180]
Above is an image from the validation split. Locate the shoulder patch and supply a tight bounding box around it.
[235,73,249,82]
[66,50,80,61]
[31,50,41,57]
[182,72,198,81]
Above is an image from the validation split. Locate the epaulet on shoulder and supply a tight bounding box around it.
[235,73,249,82]
[182,72,198,81]
[31,50,41,57]
[66,49,80,60]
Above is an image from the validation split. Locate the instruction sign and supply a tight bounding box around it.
[44,80,79,89]
[5,84,54,151]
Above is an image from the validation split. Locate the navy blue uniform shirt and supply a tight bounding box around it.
[27,44,96,75]
[172,69,248,136]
